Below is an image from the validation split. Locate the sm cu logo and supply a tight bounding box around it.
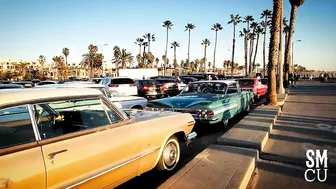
[304,149,328,182]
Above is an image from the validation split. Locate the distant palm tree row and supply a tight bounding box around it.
[38,0,304,96]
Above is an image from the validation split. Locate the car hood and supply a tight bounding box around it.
[150,94,224,109]
[125,109,180,119]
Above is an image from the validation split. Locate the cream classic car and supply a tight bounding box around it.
[0,88,196,189]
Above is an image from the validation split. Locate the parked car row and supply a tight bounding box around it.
[0,87,197,188]
[0,76,268,188]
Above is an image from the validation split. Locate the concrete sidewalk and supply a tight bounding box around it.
[253,81,336,189]
[158,95,287,189]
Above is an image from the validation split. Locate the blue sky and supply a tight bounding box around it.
[0,0,335,71]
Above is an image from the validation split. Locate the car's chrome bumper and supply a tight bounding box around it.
[191,114,219,121]
[185,132,197,146]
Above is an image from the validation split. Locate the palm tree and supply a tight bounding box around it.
[239,29,249,76]
[38,55,46,78]
[163,20,173,57]
[171,41,180,69]
[268,0,282,105]
[208,62,212,71]
[135,38,144,55]
[62,47,70,65]
[252,24,264,72]
[143,33,155,53]
[284,0,305,87]
[112,46,133,69]
[52,56,66,79]
[261,9,272,77]
[155,58,159,68]
[228,14,242,76]
[211,23,223,70]
[201,39,211,72]
[283,17,289,44]
[82,44,98,78]
[142,42,148,65]
[248,32,256,74]
[243,15,254,66]
[185,23,196,64]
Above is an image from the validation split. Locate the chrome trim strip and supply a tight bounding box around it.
[100,98,113,124]
[65,147,160,189]
[186,132,197,140]
[27,104,42,141]
[191,114,219,121]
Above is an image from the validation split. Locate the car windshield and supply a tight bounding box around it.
[141,80,160,85]
[238,80,255,86]
[156,79,175,84]
[180,82,227,95]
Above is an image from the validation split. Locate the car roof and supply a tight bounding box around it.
[0,84,23,89]
[36,83,105,88]
[0,88,102,108]
[103,77,133,79]
[190,80,236,85]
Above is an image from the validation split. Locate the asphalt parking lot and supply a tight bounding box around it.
[117,96,267,189]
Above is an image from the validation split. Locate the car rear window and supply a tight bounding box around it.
[238,80,255,86]
[112,78,135,84]
[141,80,160,85]
[156,79,176,84]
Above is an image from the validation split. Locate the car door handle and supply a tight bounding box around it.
[48,149,68,160]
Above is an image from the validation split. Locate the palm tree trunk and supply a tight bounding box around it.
[165,28,169,57]
[231,25,236,76]
[139,45,141,55]
[249,39,253,74]
[253,34,260,72]
[268,0,281,105]
[90,60,93,78]
[142,46,146,66]
[244,37,248,77]
[174,47,177,62]
[213,31,218,70]
[188,30,191,63]
[148,40,151,53]
[263,17,268,77]
[284,5,297,88]
[246,21,250,65]
[204,45,207,72]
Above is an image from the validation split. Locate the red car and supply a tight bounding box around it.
[237,78,267,99]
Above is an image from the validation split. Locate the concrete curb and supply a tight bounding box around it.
[157,145,258,189]
[216,106,280,152]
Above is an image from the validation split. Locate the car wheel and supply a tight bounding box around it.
[223,119,229,127]
[156,136,180,171]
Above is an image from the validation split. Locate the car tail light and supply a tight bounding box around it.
[109,84,118,88]
[161,84,166,90]
[130,83,136,87]
[207,110,214,116]
[142,86,149,90]
[196,109,214,116]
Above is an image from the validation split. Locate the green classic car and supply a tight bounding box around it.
[147,80,254,126]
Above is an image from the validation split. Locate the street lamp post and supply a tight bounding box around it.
[99,44,108,76]
[292,40,301,70]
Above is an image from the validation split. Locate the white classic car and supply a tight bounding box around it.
[36,83,148,109]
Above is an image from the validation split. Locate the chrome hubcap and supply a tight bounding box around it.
[223,119,228,126]
[163,143,178,167]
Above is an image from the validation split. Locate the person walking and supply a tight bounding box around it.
[324,73,328,82]
[289,72,294,87]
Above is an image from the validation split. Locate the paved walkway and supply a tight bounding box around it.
[255,81,336,188]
